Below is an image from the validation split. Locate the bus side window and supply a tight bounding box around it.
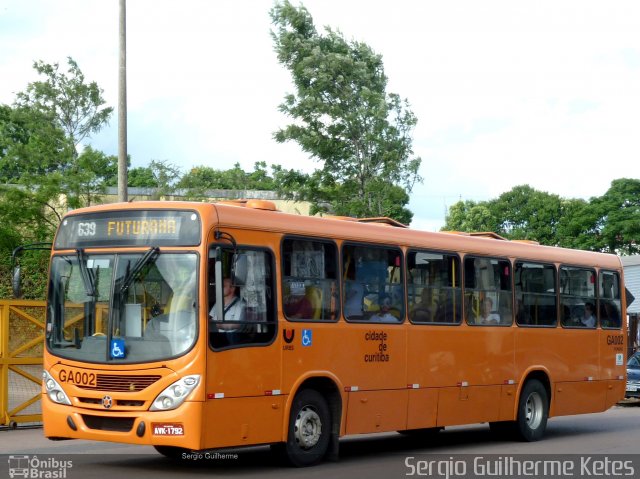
[559,267,596,328]
[209,248,276,349]
[464,256,511,326]
[599,271,621,329]
[515,262,557,327]
[281,238,338,322]
[408,250,461,324]
[342,244,404,323]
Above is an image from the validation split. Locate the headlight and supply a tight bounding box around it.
[43,370,71,406]
[150,375,200,411]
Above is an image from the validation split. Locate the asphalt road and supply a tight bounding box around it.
[1,403,639,479]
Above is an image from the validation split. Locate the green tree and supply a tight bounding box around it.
[65,146,118,208]
[270,1,421,224]
[492,185,563,245]
[443,199,497,233]
[555,198,593,249]
[15,57,113,150]
[178,162,277,199]
[586,179,640,254]
[443,185,566,246]
[0,104,72,183]
[442,181,640,254]
[0,103,72,241]
[0,58,114,299]
[127,166,157,188]
[128,160,182,199]
[0,57,114,239]
[247,161,276,190]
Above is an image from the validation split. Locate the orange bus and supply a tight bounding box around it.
[39,200,628,466]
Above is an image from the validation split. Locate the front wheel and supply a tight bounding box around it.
[279,389,331,467]
[515,379,549,441]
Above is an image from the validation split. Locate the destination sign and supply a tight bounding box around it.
[54,210,201,248]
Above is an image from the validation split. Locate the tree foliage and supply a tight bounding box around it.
[0,58,114,298]
[0,104,72,184]
[0,104,72,241]
[443,200,497,233]
[178,161,276,199]
[1,58,114,239]
[577,179,640,255]
[125,160,182,199]
[443,180,640,254]
[270,0,421,224]
[15,57,113,149]
[66,146,118,209]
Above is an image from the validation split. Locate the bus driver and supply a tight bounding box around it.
[210,278,246,332]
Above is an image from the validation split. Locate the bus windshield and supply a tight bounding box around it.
[47,251,198,363]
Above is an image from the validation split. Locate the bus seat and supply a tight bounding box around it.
[305,285,323,320]
[363,294,380,312]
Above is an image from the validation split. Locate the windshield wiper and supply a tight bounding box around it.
[120,247,160,294]
[76,249,97,336]
[76,249,96,298]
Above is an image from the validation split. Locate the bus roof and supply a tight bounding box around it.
[63,200,622,271]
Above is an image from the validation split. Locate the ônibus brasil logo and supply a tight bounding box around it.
[8,455,73,478]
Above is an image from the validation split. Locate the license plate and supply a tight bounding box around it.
[627,385,637,392]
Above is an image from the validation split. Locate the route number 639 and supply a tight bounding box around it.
[77,222,96,236]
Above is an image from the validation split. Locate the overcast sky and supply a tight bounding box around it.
[1,0,639,230]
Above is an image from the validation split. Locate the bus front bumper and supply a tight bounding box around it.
[42,395,204,451]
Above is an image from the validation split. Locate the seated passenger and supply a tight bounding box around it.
[601,301,620,328]
[209,278,246,332]
[477,297,500,325]
[284,289,313,319]
[411,289,433,322]
[369,296,399,322]
[580,302,596,327]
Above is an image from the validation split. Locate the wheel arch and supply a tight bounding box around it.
[282,373,345,458]
[515,368,553,418]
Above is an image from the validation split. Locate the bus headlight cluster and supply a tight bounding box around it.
[43,370,71,406]
[150,375,200,411]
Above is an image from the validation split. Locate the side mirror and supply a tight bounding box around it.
[10,242,52,299]
[12,265,22,299]
[232,253,248,287]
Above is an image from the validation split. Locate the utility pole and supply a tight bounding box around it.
[118,0,128,202]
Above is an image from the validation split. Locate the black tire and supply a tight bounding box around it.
[153,445,190,460]
[279,389,331,467]
[514,379,549,442]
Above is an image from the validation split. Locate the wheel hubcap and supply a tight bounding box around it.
[525,391,543,429]
[294,405,322,450]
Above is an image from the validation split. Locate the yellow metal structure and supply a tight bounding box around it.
[0,299,45,426]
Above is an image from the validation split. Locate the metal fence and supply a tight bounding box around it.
[0,300,45,427]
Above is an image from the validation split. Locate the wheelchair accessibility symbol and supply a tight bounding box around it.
[302,329,313,347]
[110,338,126,358]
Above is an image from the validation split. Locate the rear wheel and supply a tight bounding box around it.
[514,379,548,441]
[279,389,331,467]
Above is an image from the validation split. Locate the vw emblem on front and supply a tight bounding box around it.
[102,395,113,409]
